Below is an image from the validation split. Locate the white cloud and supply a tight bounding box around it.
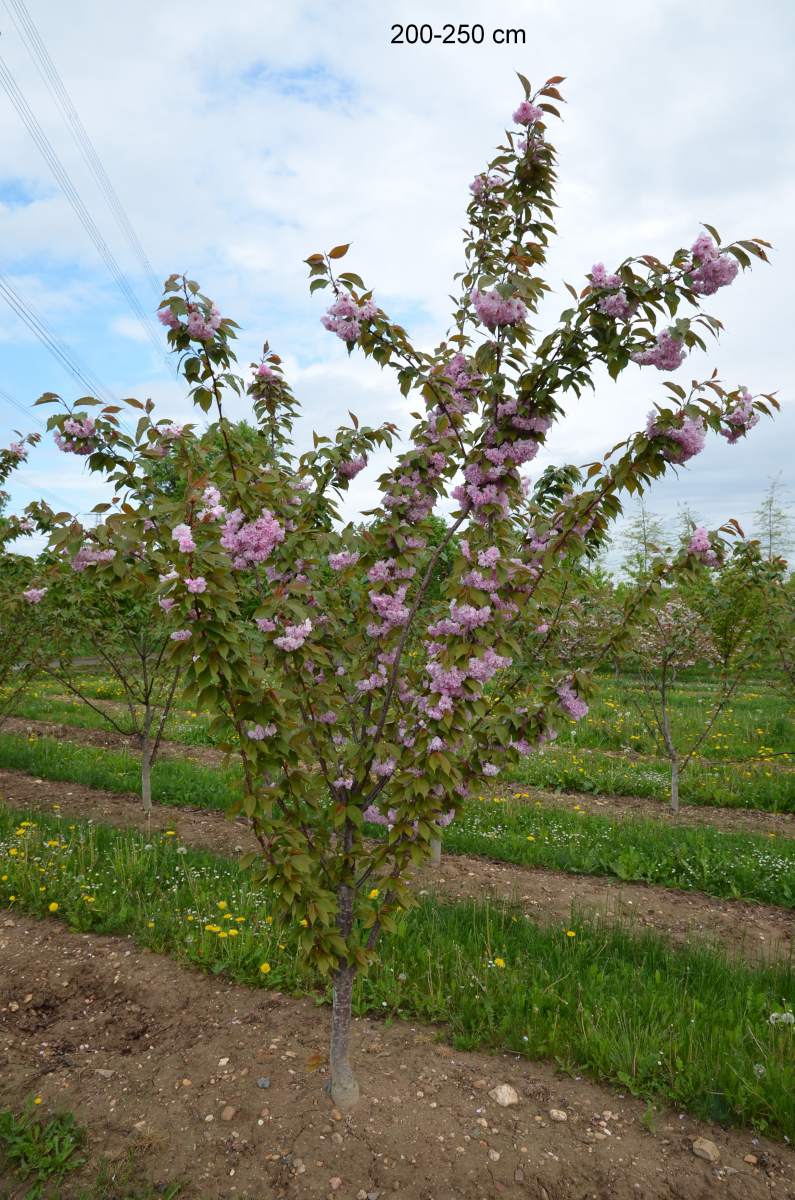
[0,0,792,547]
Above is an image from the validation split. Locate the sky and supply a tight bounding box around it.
[1,0,793,567]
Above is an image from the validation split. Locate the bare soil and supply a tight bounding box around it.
[1,769,792,963]
[2,912,794,1200]
[5,714,795,837]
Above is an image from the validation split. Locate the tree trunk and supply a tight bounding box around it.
[140,706,155,829]
[669,756,680,813]
[329,963,359,1111]
[141,738,153,830]
[430,836,442,867]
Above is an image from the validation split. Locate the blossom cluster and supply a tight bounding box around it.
[321,295,378,343]
[469,172,502,197]
[172,523,196,554]
[337,455,367,481]
[556,680,589,721]
[513,100,543,125]
[721,388,760,444]
[470,288,528,331]
[687,526,719,566]
[55,417,96,456]
[645,412,706,465]
[273,619,313,652]
[687,234,739,296]
[71,545,116,572]
[590,263,632,320]
[22,587,47,604]
[632,329,687,372]
[158,302,222,341]
[328,550,360,571]
[220,508,284,568]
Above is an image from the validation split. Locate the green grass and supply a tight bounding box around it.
[0,1100,85,1199]
[0,734,239,811]
[1,807,794,1139]
[0,1101,181,1200]
[441,797,795,908]
[2,732,795,908]
[511,743,795,812]
[6,672,794,812]
[580,676,794,760]
[7,693,220,751]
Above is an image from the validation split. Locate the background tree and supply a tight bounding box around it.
[622,537,774,811]
[620,499,669,582]
[754,474,794,563]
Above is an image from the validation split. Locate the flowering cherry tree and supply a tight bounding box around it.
[28,76,777,1107]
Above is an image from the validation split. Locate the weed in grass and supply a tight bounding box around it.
[76,1152,182,1200]
[0,1098,85,1199]
[1,807,794,1139]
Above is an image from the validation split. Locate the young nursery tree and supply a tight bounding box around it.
[26,76,777,1107]
[622,538,776,811]
[42,564,182,820]
[0,434,51,728]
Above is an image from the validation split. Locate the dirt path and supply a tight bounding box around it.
[1,768,792,963]
[1,913,793,1200]
[5,714,795,837]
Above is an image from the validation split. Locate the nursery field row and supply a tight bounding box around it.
[14,670,793,759]
[2,767,792,962]
[1,804,794,1139]
[1,729,794,912]
[5,687,795,812]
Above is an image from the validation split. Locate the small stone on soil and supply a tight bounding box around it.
[489,1083,520,1107]
[692,1136,721,1163]
[549,1108,568,1122]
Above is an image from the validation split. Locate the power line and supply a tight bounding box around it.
[0,51,170,368]
[0,271,116,402]
[2,0,161,297]
[0,383,45,428]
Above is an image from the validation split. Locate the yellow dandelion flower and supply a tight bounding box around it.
[217,901,228,910]
[494,957,506,969]
[526,835,535,841]
[368,888,379,900]
[48,902,59,912]
[265,916,273,925]
[204,924,221,933]
[164,831,176,837]
[9,848,17,857]
[217,931,228,939]
[299,918,308,927]
[566,930,576,938]
[34,1096,42,1105]
[228,929,239,937]
[234,916,245,922]
[147,920,155,928]
[260,962,271,975]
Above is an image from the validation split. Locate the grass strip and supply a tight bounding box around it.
[7,687,794,812]
[2,733,795,909]
[511,745,795,813]
[1,806,794,1139]
[0,733,239,812]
